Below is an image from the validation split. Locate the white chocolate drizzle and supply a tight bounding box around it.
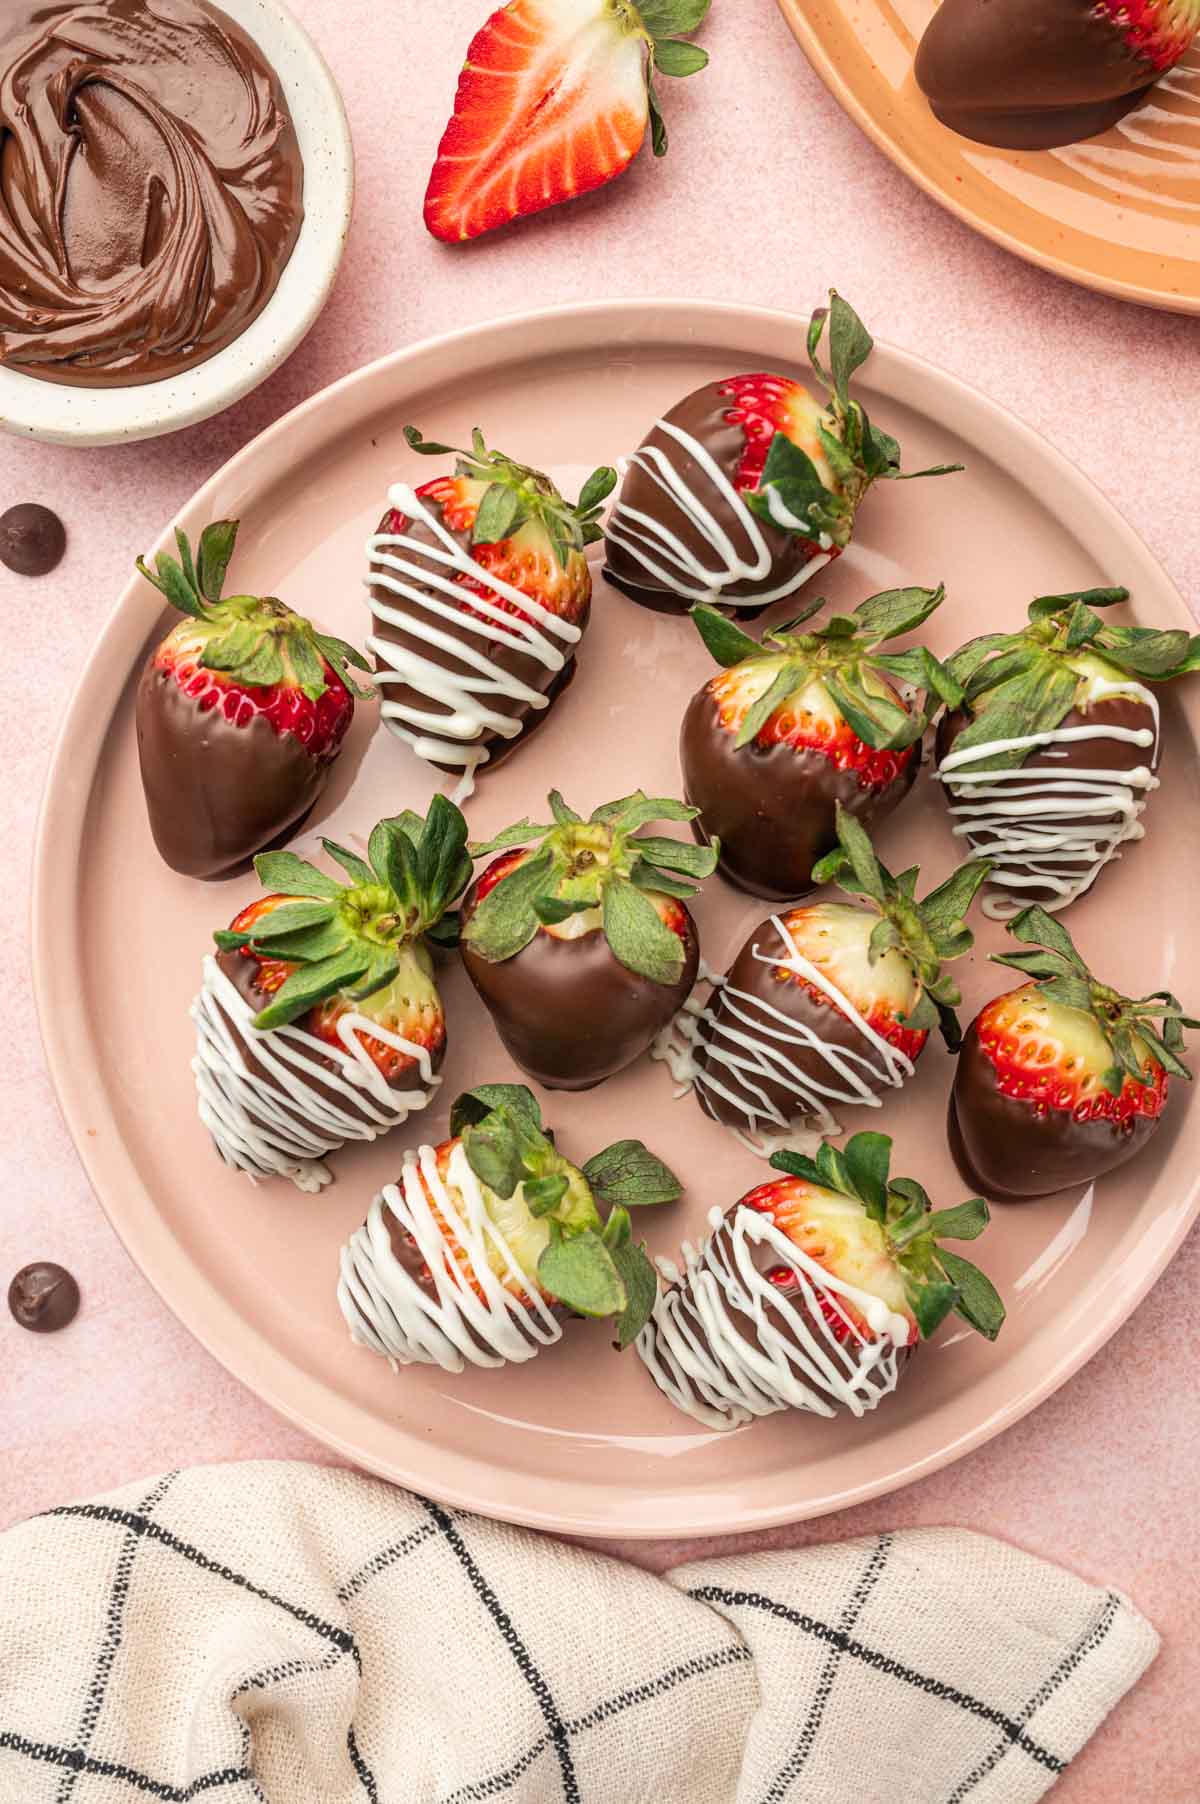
[651,919,914,1155]
[366,483,584,801]
[337,1141,562,1374]
[191,955,437,1193]
[935,678,1160,920]
[637,1204,909,1431]
[607,418,831,610]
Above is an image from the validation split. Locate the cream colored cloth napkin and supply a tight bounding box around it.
[0,1462,1156,1803]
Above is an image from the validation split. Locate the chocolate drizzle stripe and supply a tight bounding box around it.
[607,419,832,609]
[366,484,582,801]
[338,1141,561,1372]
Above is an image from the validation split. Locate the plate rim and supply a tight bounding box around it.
[32,296,1200,1537]
[773,0,1200,318]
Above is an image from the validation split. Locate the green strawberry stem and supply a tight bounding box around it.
[213,797,473,1030]
[463,789,718,986]
[692,584,961,753]
[137,520,372,702]
[770,1131,1005,1341]
[946,588,1200,772]
[450,1083,681,1345]
[743,292,963,551]
[991,905,1198,1097]
[811,802,991,1045]
[403,425,617,569]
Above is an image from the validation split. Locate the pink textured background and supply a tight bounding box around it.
[3,0,1198,1793]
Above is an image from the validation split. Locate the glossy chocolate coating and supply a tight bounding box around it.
[381,1186,566,1344]
[949,1015,1160,1199]
[604,379,820,617]
[693,915,916,1131]
[0,503,66,575]
[682,686,918,900]
[8,1261,80,1332]
[0,0,304,386]
[136,661,330,880]
[461,890,699,1091]
[369,505,586,779]
[915,0,1163,150]
[937,695,1157,910]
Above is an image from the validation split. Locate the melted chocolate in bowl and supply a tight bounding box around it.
[0,0,304,386]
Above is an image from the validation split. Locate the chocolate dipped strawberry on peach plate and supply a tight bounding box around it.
[136,520,372,879]
[460,790,718,1090]
[656,804,990,1154]
[193,799,471,1193]
[951,906,1198,1200]
[638,1132,1004,1431]
[366,427,615,799]
[339,1084,681,1375]
[683,584,960,899]
[605,292,961,615]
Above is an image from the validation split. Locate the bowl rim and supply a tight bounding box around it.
[0,0,355,447]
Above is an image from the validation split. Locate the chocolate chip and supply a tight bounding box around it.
[0,503,67,577]
[7,1262,80,1333]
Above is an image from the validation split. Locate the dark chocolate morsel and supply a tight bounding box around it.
[682,686,919,900]
[949,1016,1159,1199]
[915,0,1164,150]
[8,1261,80,1332]
[0,503,66,576]
[605,379,822,618]
[461,889,699,1091]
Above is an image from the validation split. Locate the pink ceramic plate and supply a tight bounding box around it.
[33,301,1200,1538]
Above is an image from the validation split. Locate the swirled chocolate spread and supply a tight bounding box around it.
[0,0,304,386]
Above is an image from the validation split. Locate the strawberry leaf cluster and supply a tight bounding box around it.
[634,0,713,156]
[770,1131,1006,1342]
[403,425,616,568]
[744,293,963,551]
[693,583,961,753]
[992,906,1198,1097]
[945,587,1200,772]
[464,790,718,986]
[450,1084,680,1345]
[214,797,472,1030]
[812,803,991,1043]
[137,520,371,703]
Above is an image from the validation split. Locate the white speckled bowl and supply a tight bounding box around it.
[0,0,354,447]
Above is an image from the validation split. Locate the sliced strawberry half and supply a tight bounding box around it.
[424,0,711,244]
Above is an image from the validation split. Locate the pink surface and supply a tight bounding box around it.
[2,0,1197,1793]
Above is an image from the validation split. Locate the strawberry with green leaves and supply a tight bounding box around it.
[936,587,1200,918]
[136,519,372,879]
[339,1083,682,1373]
[424,0,712,243]
[606,292,961,616]
[682,803,992,1145]
[951,906,1198,1200]
[682,584,961,899]
[638,1131,1004,1430]
[193,800,472,1192]
[368,427,615,794]
[460,790,718,1090]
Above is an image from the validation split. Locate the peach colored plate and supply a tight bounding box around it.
[776,0,1200,314]
[32,300,1200,1538]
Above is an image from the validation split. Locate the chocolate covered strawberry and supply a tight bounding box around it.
[339,1083,682,1372]
[683,585,960,899]
[136,520,371,879]
[936,587,1200,919]
[605,293,962,616]
[461,789,718,1089]
[951,906,1197,1200]
[665,805,989,1150]
[638,1131,1004,1429]
[424,0,711,242]
[192,799,472,1192]
[367,427,615,798]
